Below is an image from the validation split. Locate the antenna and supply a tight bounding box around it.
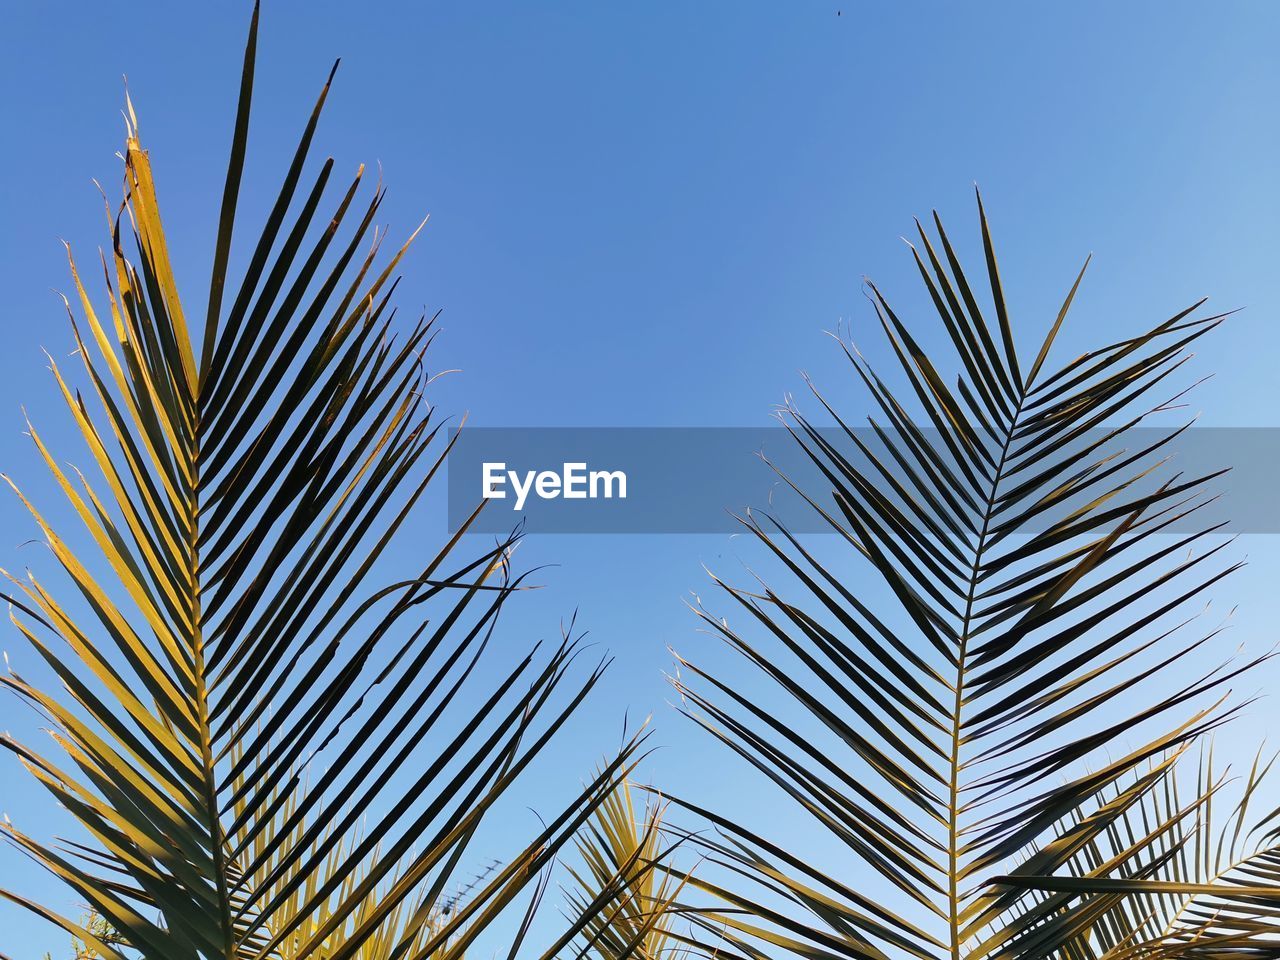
[439,859,502,916]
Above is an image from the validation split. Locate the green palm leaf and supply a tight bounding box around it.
[0,7,643,958]
[670,193,1273,960]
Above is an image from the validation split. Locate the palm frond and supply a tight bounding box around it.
[559,777,691,960]
[1000,745,1280,959]
[670,193,1272,960]
[0,8,642,958]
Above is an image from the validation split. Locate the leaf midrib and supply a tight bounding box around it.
[190,421,235,959]
[947,387,1026,960]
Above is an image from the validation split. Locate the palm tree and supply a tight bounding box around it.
[0,6,644,957]
[669,194,1277,960]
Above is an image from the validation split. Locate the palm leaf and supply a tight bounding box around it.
[670,192,1272,960]
[999,745,1280,959]
[559,776,691,960]
[0,7,643,958]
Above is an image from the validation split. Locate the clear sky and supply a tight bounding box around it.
[2,2,1279,955]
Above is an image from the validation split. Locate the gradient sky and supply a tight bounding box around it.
[2,2,1279,955]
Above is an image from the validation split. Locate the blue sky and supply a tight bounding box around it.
[2,2,1279,955]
